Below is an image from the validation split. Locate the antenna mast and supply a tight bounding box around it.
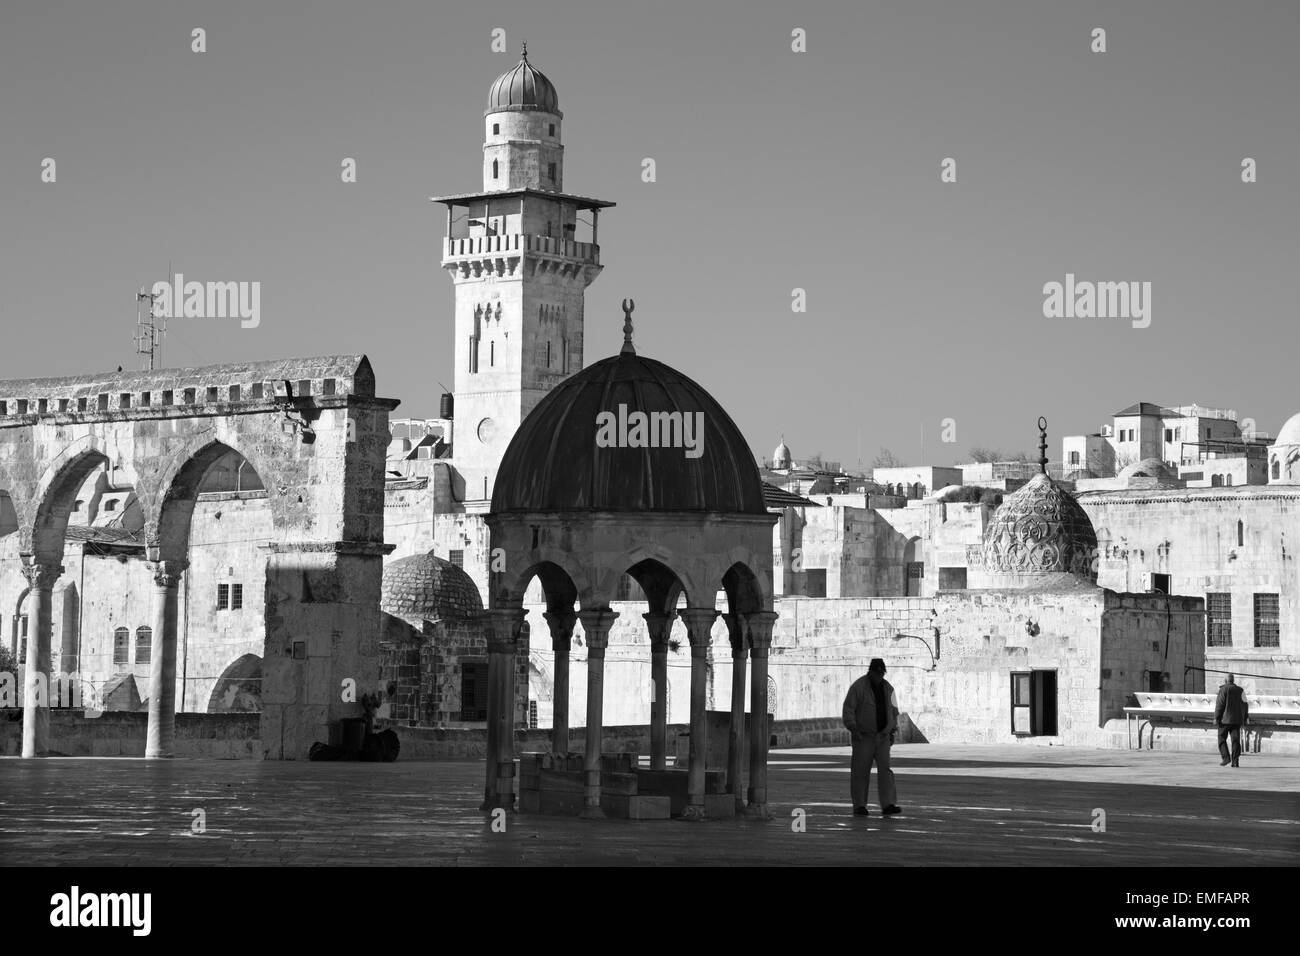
[135,279,166,370]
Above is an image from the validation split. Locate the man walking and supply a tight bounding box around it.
[1214,674,1249,767]
[842,658,901,816]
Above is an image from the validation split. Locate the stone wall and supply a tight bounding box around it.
[0,710,260,758]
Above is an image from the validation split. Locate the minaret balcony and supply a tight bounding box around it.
[442,233,600,269]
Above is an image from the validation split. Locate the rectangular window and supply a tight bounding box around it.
[322,378,336,396]
[1206,592,1232,647]
[938,567,968,590]
[547,162,556,182]
[460,663,489,721]
[1149,573,1170,594]
[231,583,243,610]
[528,700,539,730]
[183,388,196,404]
[217,583,230,610]
[113,629,130,666]
[804,568,827,598]
[297,379,312,397]
[140,391,151,407]
[250,383,263,400]
[1164,429,1173,442]
[162,390,173,406]
[1254,593,1280,647]
[1011,670,1058,736]
[206,386,219,403]
[38,399,48,414]
[448,549,464,568]
[229,385,241,403]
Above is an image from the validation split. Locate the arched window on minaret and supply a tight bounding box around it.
[546,341,552,368]
[490,341,495,367]
[492,159,499,180]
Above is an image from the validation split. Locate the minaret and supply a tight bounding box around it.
[433,45,614,507]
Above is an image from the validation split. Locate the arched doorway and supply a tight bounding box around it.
[207,653,263,713]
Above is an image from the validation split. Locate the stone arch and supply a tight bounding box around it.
[722,561,765,617]
[502,554,587,610]
[153,439,271,560]
[30,445,111,561]
[624,557,690,616]
[207,653,262,713]
[10,586,30,659]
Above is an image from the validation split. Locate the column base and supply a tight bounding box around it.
[579,805,606,820]
[681,803,708,822]
[144,750,174,760]
[20,750,49,759]
[744,803,771,821]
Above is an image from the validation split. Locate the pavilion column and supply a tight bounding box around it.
[542,609,577,754]
[643,611,676,771]
[677,607,719,821]
[722,613,749,811]
[146,560,188,759]
[20,560,63,759]
[576,607,619,819]
[483,605,527,812]
[744,611,780,819]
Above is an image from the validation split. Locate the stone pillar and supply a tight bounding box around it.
[576,607,619,819]
[677,607,719,821]
[20,560,62,759]
[744,610,779,819]
[542,609,576,754]
[484,606,527,811]
[146,560,188,759]
[722,613,749,811]
[643,611,675,771]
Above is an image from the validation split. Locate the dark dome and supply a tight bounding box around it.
[487,51,559,113]
[492,351,766,514]
[381,552,483,622]
[982,473,1098,579]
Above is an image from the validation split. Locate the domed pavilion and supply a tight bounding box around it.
[483,300,778,820]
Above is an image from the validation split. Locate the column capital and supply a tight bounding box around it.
[486,606,528,654]
[677,607,718,648]
[742,610,779,653]
[721,613,749,657]
[19,560,63,590]
[542,608,577,649]
[576,606,619,652]
[642,610,677,647]
[151,559,190,588]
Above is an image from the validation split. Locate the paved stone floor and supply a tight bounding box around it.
[1,745,1296,866]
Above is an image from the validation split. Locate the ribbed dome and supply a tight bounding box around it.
[381,552,483,622]
[1275,412,1300,446]
[487,50,559,112]
[491,351,766,514]
[773,439,792,469]
[981,473,1098,580]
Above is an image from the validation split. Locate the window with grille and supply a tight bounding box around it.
[136,626,152,665]
[449,549,464,568]
[113,627,130,666]
[1254,593,1280,647]
[804,568,827,598]
[217,584,230,610]
[528,700,538,729]
[460,663,489,721]
[1206,593,1232,647]
[231,583,243,610]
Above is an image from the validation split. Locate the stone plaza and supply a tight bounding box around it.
[1,744,1295,866]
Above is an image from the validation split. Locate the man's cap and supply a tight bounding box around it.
[868,658,887,673]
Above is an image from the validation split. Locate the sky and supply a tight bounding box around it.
[1,0,1296,469]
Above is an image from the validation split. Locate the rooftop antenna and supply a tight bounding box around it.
[135,263,169,370]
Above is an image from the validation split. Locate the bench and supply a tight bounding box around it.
[1123,692,1300,749]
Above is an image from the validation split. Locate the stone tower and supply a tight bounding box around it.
[434,46,614,507]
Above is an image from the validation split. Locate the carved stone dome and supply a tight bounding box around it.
[381,552,483,622]
[487,49,559,113]
[981,473,1098,581]
[773,439,792,470]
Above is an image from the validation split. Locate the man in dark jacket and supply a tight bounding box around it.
[842,658,901,816]
[1214,674,1249,767]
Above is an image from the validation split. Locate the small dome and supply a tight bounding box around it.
[1274,412,1300,446]
[981,473,1098,580]
[773,439,792,469]
[487,48,559,113]
[381,552,483,622]
[1118,457,1176,482]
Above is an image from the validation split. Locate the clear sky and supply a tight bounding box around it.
[1,0,1296,468]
